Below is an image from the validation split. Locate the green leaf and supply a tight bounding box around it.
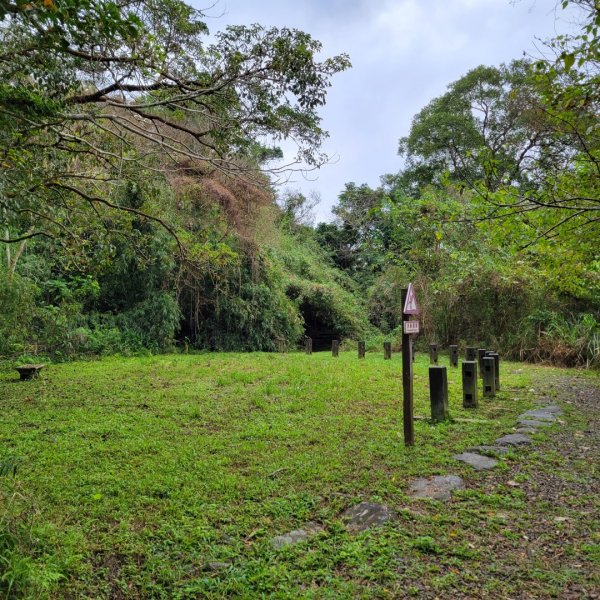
[563,53,575,72]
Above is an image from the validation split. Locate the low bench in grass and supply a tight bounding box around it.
[15,364,45,381]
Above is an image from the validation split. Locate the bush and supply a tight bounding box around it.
[0,269,38,357]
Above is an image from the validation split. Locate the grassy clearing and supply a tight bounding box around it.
[0,351,598,598]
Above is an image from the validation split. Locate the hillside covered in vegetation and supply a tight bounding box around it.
[1,0,598,367]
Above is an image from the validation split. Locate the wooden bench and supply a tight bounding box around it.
[15,364,45,381]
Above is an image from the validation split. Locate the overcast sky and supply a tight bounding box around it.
[196,0,574,222]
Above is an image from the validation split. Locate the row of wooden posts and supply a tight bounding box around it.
[428,345,500,423]
[303,337,500,422]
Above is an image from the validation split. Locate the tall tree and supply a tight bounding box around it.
[0,0,350,246]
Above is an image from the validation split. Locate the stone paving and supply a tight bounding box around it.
[407,475,465,501]
[452,451,498,471]
[341,502,397,532]
[270,404,563,550]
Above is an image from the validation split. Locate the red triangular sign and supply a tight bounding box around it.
[404,283,420,315]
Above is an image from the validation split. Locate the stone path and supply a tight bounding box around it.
[270,403,564,550]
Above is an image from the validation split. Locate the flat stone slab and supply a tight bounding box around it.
[270,522,324,549]
[453,452,498,471]
[515,427,536,434]
[517,419,552,428]
[408,475,465,501]
[341,502,396,532]
[468,445,510,457]
[495,433,532,446]
[520,407,561,421]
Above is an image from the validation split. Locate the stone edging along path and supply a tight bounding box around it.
[269,404,563,549]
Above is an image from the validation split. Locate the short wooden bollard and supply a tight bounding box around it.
[466,346,476,361]
[384,341,392,360]
[449,345,458,367]
[429,366,449,422]
[477,349,487,378]
[483,356,496,397]
[488,352,500,391]
[429,343,438,365]
[358,341,366,359]
[462,361,478,408]
[305,337,312,355]
[332,340,339,357]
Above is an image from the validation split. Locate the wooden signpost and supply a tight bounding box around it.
[402,284,420,447]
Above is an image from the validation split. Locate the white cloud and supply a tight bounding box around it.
[196,0,576,221]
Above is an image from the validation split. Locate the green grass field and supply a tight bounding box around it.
[1,352,598,598]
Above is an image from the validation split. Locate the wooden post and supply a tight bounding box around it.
[483,356,496,397]
[477,348,487,378]
[384,341,392,360]
[462,361,478,408]
[429,366,449,422]
[449,345,458,367]
[429,343,438,365]
[305,337,312,355]
[332,340,339,357]
[488,352,500,391]
[358,341,366,359]
[466,346,476,361]
[402,288,414,446]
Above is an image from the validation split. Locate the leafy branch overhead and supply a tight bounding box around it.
[396,1,599,244]
[0,0,350,244]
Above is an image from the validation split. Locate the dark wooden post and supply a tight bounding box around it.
[332,340,339,357]
[384,341,392,360]
[305,337,312,355]
[462,361,478,408]
[402,288,414,446]
[449,345,458,367]
[483,356,496,397]
[488,352,500,391]
[477,348,487,378]
[429,343,438,364]
[466,346,476,361]
[358,341,366,359]
[429,366,449,422]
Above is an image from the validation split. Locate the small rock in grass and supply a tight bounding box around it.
[270,522,324,549]
[408,475,465,501]
[495,433,532,446]
[341,502,397,532]
[452,452,498,471]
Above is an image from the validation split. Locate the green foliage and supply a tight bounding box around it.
[516,311,600,367]
[273,229,369,340]
[0,268,38,357]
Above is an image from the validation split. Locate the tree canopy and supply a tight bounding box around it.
[0,0,350,246]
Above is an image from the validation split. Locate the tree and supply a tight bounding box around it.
[0,0,350,246]
[397,60,551,195]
